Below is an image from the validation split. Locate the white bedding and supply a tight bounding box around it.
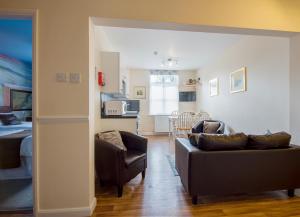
[0,121,32,131]
[20,135,32,157]
[0,122,32,136]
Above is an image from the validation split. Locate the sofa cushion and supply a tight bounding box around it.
[203,121,220,134]
[125,150,146,167]
[247,132,291,150]
[189,133,248,151]
[98,130,127,151]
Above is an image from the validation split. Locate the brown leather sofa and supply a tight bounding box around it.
[175,138,300,204]
[95,131,147,197]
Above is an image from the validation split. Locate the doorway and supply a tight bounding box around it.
[0,10,37,215]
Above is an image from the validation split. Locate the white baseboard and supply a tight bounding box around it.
[90,197,97,216]
[37,197,97,217]
[140,131,169,136]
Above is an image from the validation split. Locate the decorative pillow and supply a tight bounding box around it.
[0,113,21,125]
[203,121,220,134]
[198,133,248,151]
[247,132,291,150]
[98,130,127,151]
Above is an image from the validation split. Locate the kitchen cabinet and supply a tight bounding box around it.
[100,118,139,134]
[100,51,128,95]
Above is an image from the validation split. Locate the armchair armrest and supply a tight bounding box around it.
[119,131,147,153]
[95,136,125,183]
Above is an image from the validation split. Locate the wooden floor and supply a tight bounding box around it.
[4,135,300,217]
[93,135,300,217]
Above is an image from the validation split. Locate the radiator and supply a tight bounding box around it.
[154,115,170,133]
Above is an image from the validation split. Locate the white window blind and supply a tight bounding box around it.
[149,71,179,115]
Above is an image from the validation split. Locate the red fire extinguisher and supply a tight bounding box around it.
[98,71,105,86]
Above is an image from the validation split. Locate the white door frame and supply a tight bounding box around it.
[0,9,38,216]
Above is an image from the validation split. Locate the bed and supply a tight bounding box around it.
[0,123,32,180]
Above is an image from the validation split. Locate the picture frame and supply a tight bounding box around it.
[133,86,146,99]
[209,78,219,97]
[230,67,247,93]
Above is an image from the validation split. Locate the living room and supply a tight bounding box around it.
[2,1,300,217]
[93,23,292,140]
[92,19,300,216]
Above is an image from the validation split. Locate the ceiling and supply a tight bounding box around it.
[0,19,32,63]
[94,26,247,70]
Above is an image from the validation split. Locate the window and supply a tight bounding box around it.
[149,71,179,115]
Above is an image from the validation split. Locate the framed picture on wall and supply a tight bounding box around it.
[230,67,247,93]
[209,78,219,97]
[133,86,146,99]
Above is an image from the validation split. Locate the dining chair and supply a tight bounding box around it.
[193,112,211,124]
[171,111,179,117]
[169,111,179,142]
[175,112,194,138]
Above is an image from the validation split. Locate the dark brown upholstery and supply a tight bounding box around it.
[95,131,147,197]
[247,132,291,149]
[175,138,300,204]
[189,133,248,151]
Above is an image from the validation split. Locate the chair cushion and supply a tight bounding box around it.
[247,132,291,150]
[125,150,146,167]
[98,130,127,151]
[203,121,220,134]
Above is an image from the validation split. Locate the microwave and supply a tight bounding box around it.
[104,101,127,116]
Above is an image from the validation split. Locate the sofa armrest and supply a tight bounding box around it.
[119,131,148,153]
[94,137,125,183]
[175,138,200,193]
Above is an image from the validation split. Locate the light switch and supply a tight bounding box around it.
[56,72,67,82]
[69,73,81,84]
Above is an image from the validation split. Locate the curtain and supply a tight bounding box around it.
[149,70,179,115]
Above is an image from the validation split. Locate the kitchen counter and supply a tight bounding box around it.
[99,115,139,134]
[101,113,139,119]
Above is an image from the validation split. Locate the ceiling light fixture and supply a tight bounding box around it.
[161,58,178,68]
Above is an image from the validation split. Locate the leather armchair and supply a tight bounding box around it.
[192,120,225,134]
[95,131,147,197]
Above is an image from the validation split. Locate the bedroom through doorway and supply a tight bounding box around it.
[0,17,33,214]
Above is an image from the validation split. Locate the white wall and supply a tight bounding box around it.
[290,34,300,144]
[197,36,290,134]
[128,69,197,134]
[94,28,115,133]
